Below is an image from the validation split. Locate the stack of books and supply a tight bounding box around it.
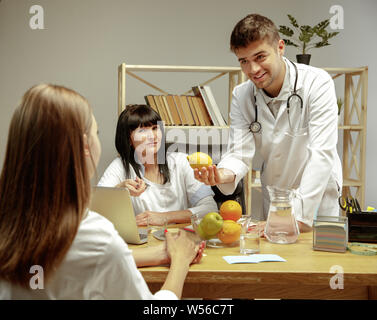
[144,86,227,126]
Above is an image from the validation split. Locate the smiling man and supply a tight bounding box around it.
[193,13,342,232]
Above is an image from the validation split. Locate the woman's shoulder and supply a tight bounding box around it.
[98,157,134,186]
[101,157,126,178]
[82,210,115,228]
[105,157,124,171]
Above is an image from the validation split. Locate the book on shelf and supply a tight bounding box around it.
[162,95,176,125]
[160,96,174,125]
[145,95,169,124]
[145,95,166,122]
[189,96,204,125]
[193,96,212,126]
[151,95,164,123]
[178,95,195,125]
[172,95,188,125]
[144,93,223,126]
[192,86,218,125]
[186,96,201,125]
[144,95,159,114]
[165,95,182,125]
[154,95,171,125]
[195,85,227,126]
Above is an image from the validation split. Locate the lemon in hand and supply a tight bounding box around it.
[187,152,213,170]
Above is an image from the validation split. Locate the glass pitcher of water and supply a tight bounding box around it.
[265,186,299,244]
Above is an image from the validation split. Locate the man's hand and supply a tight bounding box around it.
[297,221,312,233]
[193,165,235,186]
[258,220,312,237]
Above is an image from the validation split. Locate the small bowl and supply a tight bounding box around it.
[191,213,241,248]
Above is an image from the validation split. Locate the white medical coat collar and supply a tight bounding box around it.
[285,56,303,92]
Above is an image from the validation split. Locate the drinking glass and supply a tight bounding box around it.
[240,217,260,254]
[147,215,168,244]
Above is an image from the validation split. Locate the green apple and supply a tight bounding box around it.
[196,224,215,240]
[200,212,223,236]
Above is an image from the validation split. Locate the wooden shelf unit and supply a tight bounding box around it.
[117,64,368,215]
[117,63,245,119]
[328,66,368,210]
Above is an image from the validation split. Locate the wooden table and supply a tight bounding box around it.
[132,227,377,300]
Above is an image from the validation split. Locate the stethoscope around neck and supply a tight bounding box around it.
[249,60,303,134]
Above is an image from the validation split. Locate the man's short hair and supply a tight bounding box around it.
[230,14,280,52]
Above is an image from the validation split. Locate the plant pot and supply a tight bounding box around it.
[296,54,311,65]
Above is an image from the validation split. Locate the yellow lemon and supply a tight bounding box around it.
[187,152,212,170]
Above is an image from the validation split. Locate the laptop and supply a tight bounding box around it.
[89,186,148,244]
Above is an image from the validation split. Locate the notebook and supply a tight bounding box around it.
[89,186,148,244]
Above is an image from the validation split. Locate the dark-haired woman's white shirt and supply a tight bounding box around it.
[98,152,218,217]
[0,210,176,300]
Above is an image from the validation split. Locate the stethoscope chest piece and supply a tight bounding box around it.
[250,121,261,133]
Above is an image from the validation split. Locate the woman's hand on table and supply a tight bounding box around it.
[161,230,201,299]
[144,234,205,267]
[191,240,205,264]
[136,211,167,226]
[165,230,199,267]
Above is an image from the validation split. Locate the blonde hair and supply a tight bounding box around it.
[0,84,92,288]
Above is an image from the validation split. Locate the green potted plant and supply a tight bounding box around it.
[279,14,339,65]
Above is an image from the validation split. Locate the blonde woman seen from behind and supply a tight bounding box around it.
[0,84,199,299]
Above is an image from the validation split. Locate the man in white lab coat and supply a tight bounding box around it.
[194,13,342,232]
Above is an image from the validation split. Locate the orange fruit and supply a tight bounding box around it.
[217,220,241,244]
[219,200,242,221]
[187,152,212,170]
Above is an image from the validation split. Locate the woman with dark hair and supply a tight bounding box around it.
[98,104,218,226]
[0,85,200,299]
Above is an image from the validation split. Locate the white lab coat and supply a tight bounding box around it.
[0,210,177,300]
[217,57,342,227]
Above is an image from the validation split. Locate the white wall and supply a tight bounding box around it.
[0,0,376,208]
